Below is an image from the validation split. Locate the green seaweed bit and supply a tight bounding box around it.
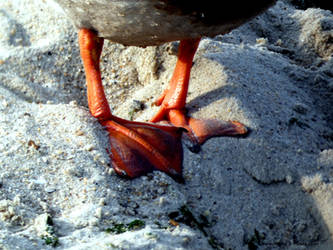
[106,223,127,234]
[179,205,202,230]
[106,220,145,234]
[46,225,55,235]
[168,205,225,249]
[128,110,135,121]
[127,219,145,230]
[42,235,59,247]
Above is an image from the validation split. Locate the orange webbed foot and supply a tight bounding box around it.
[79,29,184,181]
[152,108,248,152]
[103,117,184,182]
[150,38,248,151]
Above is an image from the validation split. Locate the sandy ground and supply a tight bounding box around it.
[0,0,333,249]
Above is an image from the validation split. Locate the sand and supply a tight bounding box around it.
[0,0,332,249]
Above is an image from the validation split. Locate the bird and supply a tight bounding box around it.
[53,0,276,181]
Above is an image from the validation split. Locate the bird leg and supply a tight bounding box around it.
[79,29,183,181]
[150,38,248,150]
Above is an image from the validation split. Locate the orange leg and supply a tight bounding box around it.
[79,29,183,181]
[150,38,248,149]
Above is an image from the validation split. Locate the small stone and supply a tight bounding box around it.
[95,207,103,218]
[158,196,167,206]
[45,186,56,193]
[203,209,210,217]
[69,100,78,106]
[256,37,268,46]
[99,198,106,206]
[75,130,84,136]
[275,39,283,46]
[107,168,115,175]
[285,175,293,184]
[84,144,94,151]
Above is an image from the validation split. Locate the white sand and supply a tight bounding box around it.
[0,0,333,249]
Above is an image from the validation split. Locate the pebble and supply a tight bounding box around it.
[203,209,210,217]
[285,175,294,184]
[95,207,103,218]
[69,100,78,106]
[158,196,167,206]
[84,144,94,151]
[45,186,56,193]
[107,168,115,175]
[75,130,84,136]
[99,198,106,206]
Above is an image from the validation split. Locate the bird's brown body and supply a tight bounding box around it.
[55,0,276,46]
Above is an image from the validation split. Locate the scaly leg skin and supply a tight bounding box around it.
[79,29,184,182]
[150,38,248,152]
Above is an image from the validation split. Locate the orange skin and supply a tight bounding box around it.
[150,39,247,145]
[78,29,247,181]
